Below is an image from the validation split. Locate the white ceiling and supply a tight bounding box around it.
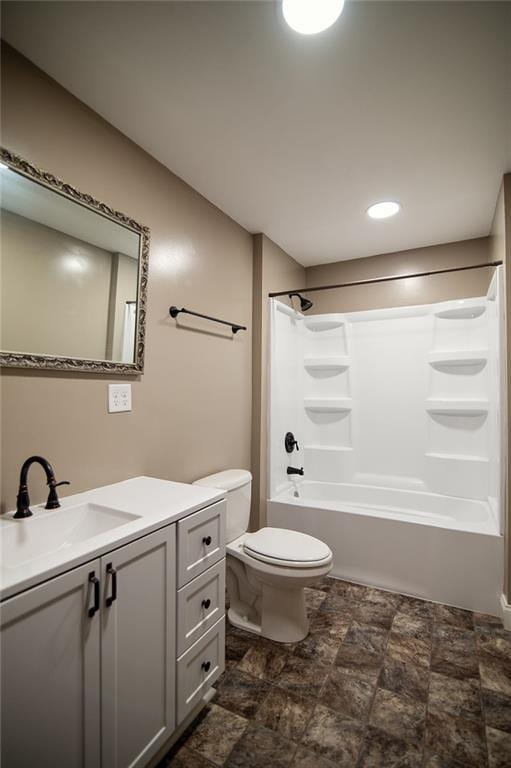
[2,1,510,266]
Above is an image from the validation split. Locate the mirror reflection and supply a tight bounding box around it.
[0,166,141,363]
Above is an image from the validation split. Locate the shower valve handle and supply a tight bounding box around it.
[285,432,299,453]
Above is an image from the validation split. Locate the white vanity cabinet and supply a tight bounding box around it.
[1,493,226,768]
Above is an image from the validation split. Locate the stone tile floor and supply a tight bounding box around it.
[159,577,511,767]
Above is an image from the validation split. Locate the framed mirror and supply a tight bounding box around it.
[0,148,149,374]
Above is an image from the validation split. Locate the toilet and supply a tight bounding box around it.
[193,469,332,643]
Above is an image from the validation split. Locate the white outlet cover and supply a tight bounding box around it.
[108,383,132,413]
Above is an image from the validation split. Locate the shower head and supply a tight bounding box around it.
[289,292,314,312]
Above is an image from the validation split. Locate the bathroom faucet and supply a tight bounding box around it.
[14,455,70,519]
[287,466,304,476]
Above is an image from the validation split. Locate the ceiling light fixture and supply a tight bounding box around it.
[367,201,401,220]
[282,0,345,35]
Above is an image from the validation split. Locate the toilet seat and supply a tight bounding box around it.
[243,527,332,568]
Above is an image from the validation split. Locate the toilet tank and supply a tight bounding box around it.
[193,469,252,543]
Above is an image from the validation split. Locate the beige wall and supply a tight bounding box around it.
[111,253,138,361]
[251,234,305,528]
[0,45,253,512]
[1,210,113,359]
[490,175,511,601]
[305,237,492,314]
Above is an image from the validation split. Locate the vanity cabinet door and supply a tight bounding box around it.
[101,525,176,768]
[0,560,101,768]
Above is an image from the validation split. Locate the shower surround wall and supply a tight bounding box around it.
[268,275,504,613]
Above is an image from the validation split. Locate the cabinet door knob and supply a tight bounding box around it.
[202,598,211,610]
[88,572,100,617]
[201,661,211,673]
[202,536,212,546]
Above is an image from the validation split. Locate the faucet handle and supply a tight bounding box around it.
[45,480,71,510]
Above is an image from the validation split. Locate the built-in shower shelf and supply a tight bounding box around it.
[304,397,352,413]
[303,315,344,332]
[434,304,486,320]
[426,399,489,416]
[428,349,488,369]
[426,452,489,463]
[304,356,350,371]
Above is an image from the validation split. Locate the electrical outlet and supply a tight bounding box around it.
[108,383,132,413]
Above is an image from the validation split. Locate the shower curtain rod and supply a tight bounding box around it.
[268,260,503,298]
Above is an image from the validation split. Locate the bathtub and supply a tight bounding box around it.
[267,481,503,614]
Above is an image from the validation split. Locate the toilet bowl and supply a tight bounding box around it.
[193,469,332,643]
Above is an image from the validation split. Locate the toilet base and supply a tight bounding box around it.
[228,582,310,643]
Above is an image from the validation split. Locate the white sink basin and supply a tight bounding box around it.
[1,503,140,570]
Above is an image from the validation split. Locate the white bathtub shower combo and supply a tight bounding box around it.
[268,272,506,614]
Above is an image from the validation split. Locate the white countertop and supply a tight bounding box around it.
[0,476,224,601]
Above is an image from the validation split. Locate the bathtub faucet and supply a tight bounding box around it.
[287,466,304,476]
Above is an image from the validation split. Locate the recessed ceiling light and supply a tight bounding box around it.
[282,0,345,35]
[367,201,401,220]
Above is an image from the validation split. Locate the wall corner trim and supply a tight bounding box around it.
[500,592,511,630]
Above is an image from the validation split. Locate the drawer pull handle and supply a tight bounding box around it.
[202,598,211,610]
[201,661,211,673]
[88,572,100,617]
[203,536,212,546]
[106,563,117,606]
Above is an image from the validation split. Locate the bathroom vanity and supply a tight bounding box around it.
[0,477,226,768]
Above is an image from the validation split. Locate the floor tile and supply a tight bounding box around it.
[185,704,248,765]
[214,669,271,718]
[225,632,253,666]
[357,725,422,768]
[392,613,432,638]
[479,653,511,696]
[352,601,397,630]
[255,686,314,741]
[422,750,471,768]
[378,656,429,703]
[431,626,478,680]
[225,723,296,768]
[165,746,216,767]
[335,623,388,682]
[397,594,435,621]
[301,703,365,767]
[304,587,327,611]
[275,654,330,696]
[308,608,351,640]
[237,644,288,680]
[386,631,431,669]
[290,744,336,768]
[369,687,426,742]
[486,726,511,768]
[425,709,487,767]
[482,689,511,734]
[320,667,375,721]
[428,671,482,721]
[473,612,504,631]
[328,578,369,602]
[476,626,511,661]
[363,587,403,609]
[293,628,345,663]
[317,592,355,617]
[434,603,474,630]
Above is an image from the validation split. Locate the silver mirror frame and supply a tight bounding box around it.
[0,148,150,375]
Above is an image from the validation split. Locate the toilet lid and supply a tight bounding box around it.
[244,527,331,567]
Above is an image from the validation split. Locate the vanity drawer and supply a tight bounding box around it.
[177,616,225,723]
[177,500,226,587]
[177,560,225,656]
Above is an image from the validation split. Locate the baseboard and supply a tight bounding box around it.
[500,592,511,630]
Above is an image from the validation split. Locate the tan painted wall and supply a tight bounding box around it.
[305,237,493,314]
[1,210,113,359]
[251,234,305,528]
[490,175,511,601]
[111,253,138,361]
[0,45,253,512]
